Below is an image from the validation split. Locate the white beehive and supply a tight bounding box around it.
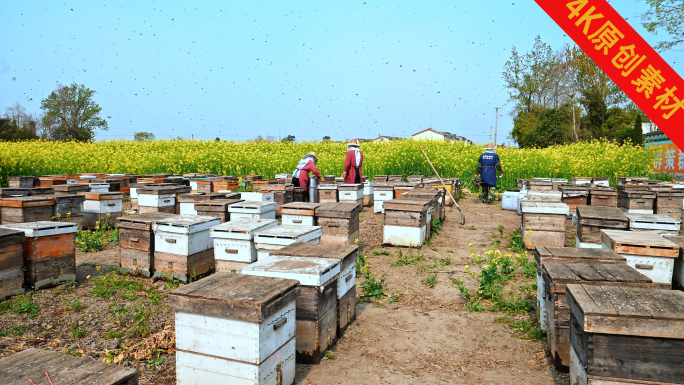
[170,273,300,385]
[138,188,177,208]
[338,184,364,201]
[153,215,220,256]
[241,191,275,203]
[281,202,320,226]
[210,218,278,263]
[88,183,110,193]
[228,201,278,220]
[254,225,322,260]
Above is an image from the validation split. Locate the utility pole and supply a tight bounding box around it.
[494,107,499,147]
[489,126,492,143]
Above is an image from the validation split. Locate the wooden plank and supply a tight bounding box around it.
[566,263,605,282]
[0,229,26,247]
[599,286,652,319]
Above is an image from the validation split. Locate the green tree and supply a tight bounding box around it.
[322,136,331,141]
[534,109,569,148]
[606,107,637,143]
[632,114,645,146]
[502,36,557,114]
[282,135,295,142]
[0,118,39,141]
[510,110,541,148]
[134,132,156,142]
[641,0,684,50]
[40,83,108,141]
[580,90,608,139]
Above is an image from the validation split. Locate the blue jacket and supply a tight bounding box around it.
[477,153,501,187]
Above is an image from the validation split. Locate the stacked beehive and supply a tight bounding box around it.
[228,201,277,220]
[0,197,55,224]
[401,188,443,234]
[243,255,340,364]
[170,274,300,384]
[318,184,338,204]
[625,212,681,235]
[117,213,178,277]
[195,198,243,223]
[382,198,431,247]
[137,186,177,214]
[253,225,323,260]
[363,181,375,207]
[0,229,26,300]
[337,184,364,207]
[177,192,227,216]
[575,205,628,249]
[315,202,361,245]
[655,189,684,220]
[281,202,321,226]
[152,215,220,282]
[618,186,655,214]
[80,192,123,229]
[559,185,588,214]
[373,183,395,214]
[520,201,569,249]
[588,185,617,207]
[210,218,278,273]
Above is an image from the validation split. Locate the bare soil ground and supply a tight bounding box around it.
[0,194,568,384]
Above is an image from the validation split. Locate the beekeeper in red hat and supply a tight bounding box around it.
[342,139,363,184]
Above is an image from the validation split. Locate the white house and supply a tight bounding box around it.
[373,135,400,143]
[642,116,659,134]
[412,128,449,141]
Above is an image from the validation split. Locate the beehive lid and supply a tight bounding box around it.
[53,184,89,193]
[53,193,86,202]
[0,196,55,207]
[78,192,123,201]
[0,348,138,385]
[384,198,432,212]
[0,188,29,196]
[255,225,323,242]
[543,262,652,294]
[210,218,278,238]
[576,206,627,221]
[171,186,192,194]
[338,184,363,191]
[590,186,617,196]
[0,221,78,237]
[169,273,300,322]
[153,215,221,234]
[195,199,243,211]
[228,201,277,213]
[138,186,178,195]
[373,183,396,191]
[271,242,358,270]
[243,256,340,287]
[601,230,679,258]
[116,213,179,230]
[534,247,626,266]
[177,193,229,202]
[559,185,589,193]
[657,190,684,197]
[393,183,420,190]
[618,190,655,197]
[318,184,338,190]
[566,284,684,338]
[316,202,362,218]
[625,213,682,227]
[0,228,26,246]
[281,202,321,216]
[259,184,293,192]
[28,187,54,195]
[521,201,569,215]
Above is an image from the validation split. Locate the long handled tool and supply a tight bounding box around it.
[417,144,466,225]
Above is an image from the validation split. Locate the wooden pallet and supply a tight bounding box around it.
[601,229,679,258]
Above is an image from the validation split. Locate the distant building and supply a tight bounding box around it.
[373,135,400,143]
[642,116,659,134]
[411,128,470,143]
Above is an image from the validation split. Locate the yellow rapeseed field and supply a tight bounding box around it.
[0,139,658,189]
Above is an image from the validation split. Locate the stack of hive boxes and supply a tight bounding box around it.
[337,184,364,207]
[117,213,178,277]
[210,218,278,273]
[588,185,617,207]
[315,202,361,245]
[281,202,320,226]
[80,192,123,229]
[575,205,628,249]
[0,228,26,300]
[137,186,177,214]
[382,198,431,247]
[618,185,655,214]
[625,212,681,235]
[655,188,684,220]
[520,201,569,249]
[373,183,395,214]
[254,225,323,260]
[318,184,338,204]
[228,201,277,220]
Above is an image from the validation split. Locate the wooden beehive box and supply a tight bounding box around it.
[618,190,656,213]
[240,191,275,203]
[591,176,610,187]
[571,177,592,186]
[169,274,300,385]
[0,197,55,224]
[0,188,29,198]
[272,242,359,334]
[338,184,364,206]
[228,201,278,220]
[398,188,441,233]
[8,176,34,188]
[210,218,278,273]
[618,177,648,185]
[559,185,588,214]
[316,202,361,245]
[534,247,626,333]
[293,187,305,202]
[656,190,684,220]
[567,284,684,385]
[408,175,423,183]
[363,182,375,207]
[0,228,26,300]
[136,187,177,214]
[520,202,569,249]
[195,179,217,193]
[254,225,323,260]
[52,184,89,194]
[117,213,178,277]
[0,348,138,384]
[281,202,321,226]
[177,192,228,215]
[52,193,85,224]
[543,262,656,370]
[152,215,220,282]
[373,183,395,214]
[28,187,54,196]
[374,175,388,183]
[576,205,628,245]
[625,213,681,235]
[195,198,243,223]
[79,192,123,229]
[383,197,432,240]
[601,229,679,286]
[259,184,294,213]
[318,184,338,204]
[589,186,617,207]
[388,175,402,182]
[243,256,340,364]
[528,179,553,191]
[663,234,684,290]
[0,222,78,289]
[393,183,420,201]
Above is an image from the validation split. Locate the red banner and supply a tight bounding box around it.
[535,0,684,147]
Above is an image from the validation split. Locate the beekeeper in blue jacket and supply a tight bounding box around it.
[475,143,504,203]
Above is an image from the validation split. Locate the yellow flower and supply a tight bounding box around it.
[86,275,91,279]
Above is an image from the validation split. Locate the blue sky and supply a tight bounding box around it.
[1,1,681,143]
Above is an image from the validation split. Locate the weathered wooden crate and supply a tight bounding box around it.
[625,213,681,235]
[228,201,277,220]
[281,202,321,226]
[521,202,569,249]
[567,284,684,385]
[0,222,77,289]
[254,225,322,260]
[177,192,228,216]
[576,205,628,245]
[117,213,178,277]
[618,190,656,213]
[195,198,243,223]
[272,242,359,334]
[663,235,684,290]
[571,177,592,185]
[618,177,648,185]
[528,179,553,191]
[52,193,85,219]
[363,182,374,207]
[27,187,54,196]
[0,348,139,384]
[195,179,217,193]
[293,187,305,202]
[241,191,275,203]
[0,188,29,198]
[656,190,684,220]
[8,176,34,188]
[79,192,123,229]
[534,247,626,333]
[153,215,221,281]
[543,262,655,370]
[408,175,423,183]
[0,228,26,300]
[591,176,610,187]
[318,184,338,204]
[388,175,402,182]
[374,175,388,183]
[87,183,110,193]
[243,256,340,364]
[589,186,617,207]
[0,197,55,224]
[402,189,442,234]
[382,198,431,247]
[169,274,299,385]
[559,185,589,214]
[316,202,361,245]
[648,184,674,192]
[601,229,679,285]
[52,184,89,194]
[210,218,278,268]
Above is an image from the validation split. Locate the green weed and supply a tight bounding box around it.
[421,273,438,288]
[69,324,87,338]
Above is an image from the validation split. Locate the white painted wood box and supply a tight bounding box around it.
[338,184,364,200]
[153,215,220,256]
[81,192,124,214]
[254,225,322,260]
[383,199,431,246]
[601,229,679,286]
[281,203,321,226]
[241,191,275,203]
[210,218,278,264]
[88,183,110,193]
[625,212,681,234]
[169,273,300,385]
[318,184,338,203]
[373,184,394,202]
[229,201,278,220]
[242,256,340,364]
